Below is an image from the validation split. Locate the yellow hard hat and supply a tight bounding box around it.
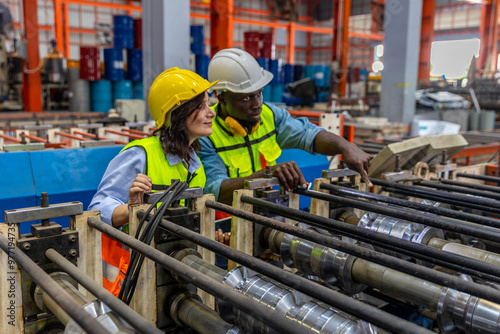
[148,67,218,128]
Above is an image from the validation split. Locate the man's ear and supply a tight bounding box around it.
[216,91,226,105]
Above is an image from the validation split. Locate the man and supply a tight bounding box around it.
[198,48,372,206]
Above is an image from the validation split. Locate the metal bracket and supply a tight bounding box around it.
[79,139,116,148]
[146,187,204,204]
[3,143,45,152]
[322,168,359,179]
[244,177,280,190]
[155,210,200,243]
[4,202,83,224]
[17,228,79,266]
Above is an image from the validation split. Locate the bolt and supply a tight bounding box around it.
[160,233,168,241]
[193,227,200,233]
[22,242,31,251]
[68,235,77,243]
[69,249,77,257]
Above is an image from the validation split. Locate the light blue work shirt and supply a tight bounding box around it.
[88,145,201,225]
[198,102,324,200]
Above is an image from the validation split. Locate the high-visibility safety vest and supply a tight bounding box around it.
[208,103,282,178]
[101,136,206,296]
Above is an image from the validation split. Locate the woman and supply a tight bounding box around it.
[88,67,217,295]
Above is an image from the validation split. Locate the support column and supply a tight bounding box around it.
[287,22,295,63]
[142,0,190,121]
[379,0,422,125]
[63,2,70,59]
[22,0,43,112]
[210,0,234,57]
[332,0,351,98]
[478,0,499,72]
[418,0,436,83]
[54,0,63,54]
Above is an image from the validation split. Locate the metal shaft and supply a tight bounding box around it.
[371,178,500,215]
[45,248,162,334]
[150,209,432,334]
[86,216,308,334]
[320,182,500,228]
[236,195,500,304]
[0,232,111,334]
[177,298,236,334]
[297,188,500,244]
[432,177,500,194]
[271,191,500,283]
[414,179,500,201]
[427,238,500,267]
[456,172,500,185]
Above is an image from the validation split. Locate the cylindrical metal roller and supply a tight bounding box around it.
[223,266,364,334]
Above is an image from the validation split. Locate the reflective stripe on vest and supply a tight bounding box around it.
[209,103,281,178]
[101,136,206,295]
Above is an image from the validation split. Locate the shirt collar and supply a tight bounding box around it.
[166,148,200,174]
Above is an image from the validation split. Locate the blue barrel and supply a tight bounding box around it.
[90,80,112,112]
[195,54,210,79]
[269,59,283,84]
[284,64,294,84]
[190,25,204,55]
[314,65,326,87]
[127,49,142,81]
[323,66,331,87]
[271,84,284,102]
[113,80,133,105]
[132,81,144,100]
[262,85,272,102]
[293,65,304,81]
[304,65,315,81]
[113,15,133,49]
[104,48,124,81]
[256,57,270,70]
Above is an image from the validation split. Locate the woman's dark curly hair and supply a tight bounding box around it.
[152,92,206,168]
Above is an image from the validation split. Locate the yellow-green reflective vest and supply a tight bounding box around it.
[121,136,206,190]
[208,103,281,178]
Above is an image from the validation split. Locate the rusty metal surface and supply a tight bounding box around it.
[4,202,83,224]
[321,168,359,179]
[244,177,280,189]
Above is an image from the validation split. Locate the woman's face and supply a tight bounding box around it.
[186,92,215,144]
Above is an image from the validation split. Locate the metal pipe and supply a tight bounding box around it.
[148,210,432,334]
[414,179,500,201]
[233,196,500,304]
[432,177,500,194]
[371,178,500,215]
[456,172,500,185]
[172,248,228,282]
[45,248,163,334]
[0,233,111,334]
[383,186,500,215]
[86,217,309,334]
[427,239,500,267]
[320,182,500,229]
[34,272,91,325]
[168,290,238,334]
[297,188,500,244]
[351,259,442,310]
[249,192,500,283]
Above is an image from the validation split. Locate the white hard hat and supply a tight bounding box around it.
[208,48,273,93]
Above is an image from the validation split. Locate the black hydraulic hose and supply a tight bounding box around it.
[237,195,500,304]
[169,206,433,334]
[456,172,500,185]
[295,188,500,243]
[414,179,500,201]
[87,217,308,334]
[432,177,500,194]
[384,187,500,215]
[45,248,162,334]
[0,233,111,334]
[320,182,500,229]
[371,178,500,215]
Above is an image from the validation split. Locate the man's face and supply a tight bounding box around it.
[220,89,263,125]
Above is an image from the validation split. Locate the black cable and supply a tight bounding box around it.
[119,178,193,304]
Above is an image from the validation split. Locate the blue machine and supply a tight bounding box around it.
[1,146,327,234]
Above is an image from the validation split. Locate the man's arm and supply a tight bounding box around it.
[313,130,372,186]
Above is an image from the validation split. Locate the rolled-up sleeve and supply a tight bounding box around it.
[88,147,146,225]
[198,137,229,201]
[268,103,323,153]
